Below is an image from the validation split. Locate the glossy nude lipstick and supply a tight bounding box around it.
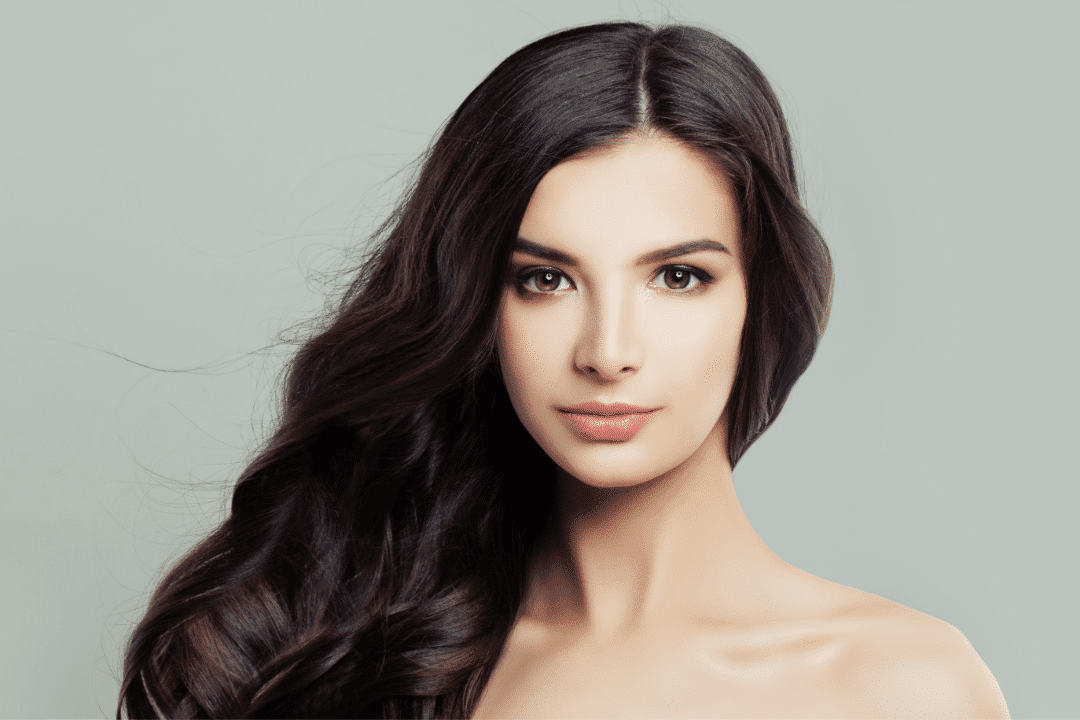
[558,402,658,443]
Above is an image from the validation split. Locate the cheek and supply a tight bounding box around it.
[702,319,743,391]
[651,299,743,383]
[496,302,560,409]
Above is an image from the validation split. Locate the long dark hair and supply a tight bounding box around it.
[118,21,831,718]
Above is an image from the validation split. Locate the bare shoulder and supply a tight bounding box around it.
[835,597,1010,719]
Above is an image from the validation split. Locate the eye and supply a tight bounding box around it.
[516,267,573,294]
[652,265,712,291]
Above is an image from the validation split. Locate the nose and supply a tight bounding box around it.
[573,281,645,381]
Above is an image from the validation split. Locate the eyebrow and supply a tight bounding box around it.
[513,237,730,266]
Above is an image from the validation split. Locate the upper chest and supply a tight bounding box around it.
[470,620,868,719]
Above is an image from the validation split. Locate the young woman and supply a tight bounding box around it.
[117,22,1008,718]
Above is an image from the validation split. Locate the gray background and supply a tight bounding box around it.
[1,1,1076,717]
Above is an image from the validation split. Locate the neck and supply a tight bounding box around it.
[523,421,783,641]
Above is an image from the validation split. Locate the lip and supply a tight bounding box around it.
[559,401,657,416]
[558,402,658,443]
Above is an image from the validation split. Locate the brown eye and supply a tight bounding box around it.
[517,267,572,293]
[653,265,711,291]
[535,270,561,291]
[664,268,691,289]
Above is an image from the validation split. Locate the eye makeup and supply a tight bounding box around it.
[510,263,715,297]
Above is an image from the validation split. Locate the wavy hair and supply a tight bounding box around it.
[118,21,831,718]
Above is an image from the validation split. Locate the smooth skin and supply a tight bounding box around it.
[472,135,1008,718]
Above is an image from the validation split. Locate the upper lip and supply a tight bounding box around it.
[559,401,657,416]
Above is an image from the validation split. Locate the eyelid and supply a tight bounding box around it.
[512,263,715,294]
[650,264,715,291]
[514,265,575,294]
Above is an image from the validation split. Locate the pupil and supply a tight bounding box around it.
[668,269,689,288]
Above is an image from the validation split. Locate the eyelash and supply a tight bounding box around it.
[512,264,715,295]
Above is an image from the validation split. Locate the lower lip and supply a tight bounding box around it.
[563,411,654,442]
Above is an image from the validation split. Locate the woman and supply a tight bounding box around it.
[117,22,1007,718]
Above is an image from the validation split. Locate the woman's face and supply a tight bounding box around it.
[496,135,747,489]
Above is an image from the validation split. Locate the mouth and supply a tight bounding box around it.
[557,402,658,442]
[559,401,657,416]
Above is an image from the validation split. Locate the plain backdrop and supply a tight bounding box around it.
[1,1,1077,717]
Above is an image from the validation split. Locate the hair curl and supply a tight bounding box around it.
[118,21,831,718]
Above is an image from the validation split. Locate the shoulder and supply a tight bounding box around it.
[836,599,1009,719]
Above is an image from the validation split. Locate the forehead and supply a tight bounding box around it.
[517,136,740,262]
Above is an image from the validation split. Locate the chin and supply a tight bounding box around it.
[544,414,732,491]
[559,467,657,490]
[546,439,689,490]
